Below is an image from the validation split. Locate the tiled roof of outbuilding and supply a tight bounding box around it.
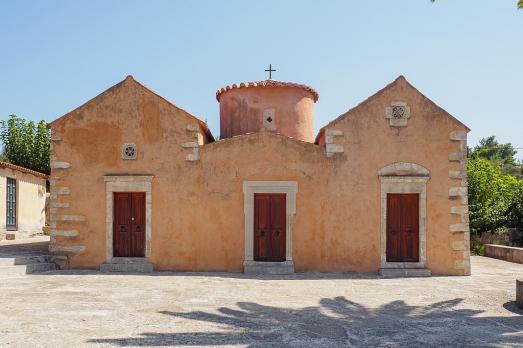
[216,80,319,102]
[0,161,48,179]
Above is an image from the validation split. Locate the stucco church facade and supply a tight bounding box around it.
[47,75,471,276]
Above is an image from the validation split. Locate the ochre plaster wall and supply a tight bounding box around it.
[0,168,46,239]
[49,76,469,275]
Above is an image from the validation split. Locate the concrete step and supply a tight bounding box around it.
[100,258,153,273]
[379,268,431,277]
[26,262,56,274]
[0,262,55,275]
[0,255,51,266]
[243,261,295,274]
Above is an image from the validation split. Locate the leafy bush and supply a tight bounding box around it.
[507,183,523,228]
[471,244,486,256]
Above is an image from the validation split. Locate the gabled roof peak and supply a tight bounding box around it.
[48,75,214,140]
[315,75,470,143]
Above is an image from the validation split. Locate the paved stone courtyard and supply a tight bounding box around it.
[0,255,522,347]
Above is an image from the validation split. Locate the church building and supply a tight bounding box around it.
[47,74,470,276]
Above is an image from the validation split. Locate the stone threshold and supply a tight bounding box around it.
[100,257,153,273]
[243,260,294,274]
[379,268,431,277]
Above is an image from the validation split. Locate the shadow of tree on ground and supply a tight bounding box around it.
[89,297,523,347]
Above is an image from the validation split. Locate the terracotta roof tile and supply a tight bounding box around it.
[0,161,48,179]
[216,80,319,102]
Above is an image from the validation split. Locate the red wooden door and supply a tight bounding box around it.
[386,193,419,262]
[113,192,146,257]
[254,193,286,262]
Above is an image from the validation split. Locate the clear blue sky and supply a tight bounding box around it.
[1,1,522,158]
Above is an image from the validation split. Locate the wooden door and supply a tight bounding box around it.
[386,193,419,262]
[113,192,146,257]
[254,193,286,262]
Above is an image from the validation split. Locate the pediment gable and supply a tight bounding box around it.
[48,75,213,140]
[316,76,469,143]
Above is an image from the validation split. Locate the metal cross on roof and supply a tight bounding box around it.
[265,64,276,80]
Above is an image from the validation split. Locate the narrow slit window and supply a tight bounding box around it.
[6,178,17,230]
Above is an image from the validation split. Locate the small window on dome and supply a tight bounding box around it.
[262,108,276,131]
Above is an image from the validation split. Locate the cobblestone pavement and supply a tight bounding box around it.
[0,256,522,347]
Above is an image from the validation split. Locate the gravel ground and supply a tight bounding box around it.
[0,256,522,347]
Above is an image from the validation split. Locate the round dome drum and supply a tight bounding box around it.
[216,80,318,142]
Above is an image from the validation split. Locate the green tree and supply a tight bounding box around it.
[470,136,517,166]
[0,115,50,174]
[33,120,51,174]
[468,158,519,233]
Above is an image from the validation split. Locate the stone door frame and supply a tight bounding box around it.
[242,181,297,268]
[104,175,153,262]
[378,163,430,269]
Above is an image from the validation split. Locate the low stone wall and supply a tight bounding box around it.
[471,229,523,249]
[485,244,523,264]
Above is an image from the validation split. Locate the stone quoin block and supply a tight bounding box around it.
[50,230,79,237]
[450,223,469,233]
[325,129,343,136]
[49,214,86,222]
[449,187,467,197]
[449,131,467,141]
[186,154,200,161]
[326,144,343,153]
[49,202,70,208]
[50,187,70,195]
[186,124,199,132]
[51,161,71,169]
[450,206,468,215]
[185,146,200,161]
[49,245,86,254]
[448,152,466,162]
[452,241,466,251]
[181,142,199,148]
[449,170,467,179]
[454,259,470,270]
